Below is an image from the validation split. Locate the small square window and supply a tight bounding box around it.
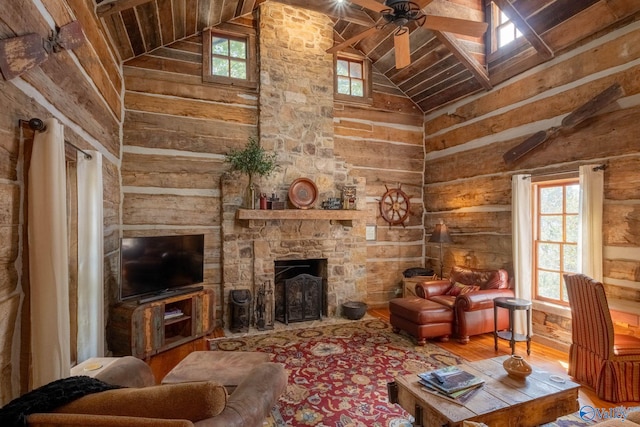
[334,54,371,104]
[203,27,256,89]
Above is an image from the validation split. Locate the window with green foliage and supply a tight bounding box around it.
[337,58,364,97]
[533,180,580,304]
[203,27,257,88]
[334,54,372,104]
[211,35,247,79]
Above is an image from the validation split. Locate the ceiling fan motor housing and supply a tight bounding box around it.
[382,0,425,29]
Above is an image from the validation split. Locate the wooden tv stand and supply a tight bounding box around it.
[108,288,214,359]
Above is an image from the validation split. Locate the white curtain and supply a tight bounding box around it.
[511,174,532,335]
[77,151,104,361]
[28,118,70,388]
[578,165,604,281]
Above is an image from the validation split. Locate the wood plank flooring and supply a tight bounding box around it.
[148,307,632,412]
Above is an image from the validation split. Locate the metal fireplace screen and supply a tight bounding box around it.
[275,273,322,324]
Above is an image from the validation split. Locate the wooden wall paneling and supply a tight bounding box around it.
[156,0,175,44]
[124,91,257,123]
[101,11,135,61]
[121,152,223,190]
[124,54,202,75]
[185,0,198,35]
[136,2,162,53]
[123,111,254,152]
[173,0,187,40]
[417,77,483,112]
[604,156,640,200]
[122,194,220,226]
[65,0,124,118]
[121,8,146,56]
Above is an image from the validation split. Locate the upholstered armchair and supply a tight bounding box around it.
[564,273,640,402]
[415,265,514,343]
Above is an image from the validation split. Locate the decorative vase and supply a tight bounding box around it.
[244,182,256,209]
[503,355,532,379]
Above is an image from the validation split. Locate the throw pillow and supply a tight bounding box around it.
[447,282,480,296]
[56,380,227,421]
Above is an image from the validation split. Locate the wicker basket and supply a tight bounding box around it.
[342,301,367,320]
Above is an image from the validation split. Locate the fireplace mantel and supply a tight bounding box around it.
[236,208,366,226]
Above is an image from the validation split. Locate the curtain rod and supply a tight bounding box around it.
[522,164,606,179]
[19,118,92,160]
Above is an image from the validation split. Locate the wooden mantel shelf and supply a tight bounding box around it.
[236,208,367,223]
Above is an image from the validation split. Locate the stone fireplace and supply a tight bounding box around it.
[220,3,367,330]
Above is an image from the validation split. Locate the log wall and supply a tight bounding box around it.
[423,21,640,343]
[122,34,426,320]
[0,0,122,404]
[121,34,258,326]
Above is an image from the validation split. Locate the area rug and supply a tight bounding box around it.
[208,319,592,427]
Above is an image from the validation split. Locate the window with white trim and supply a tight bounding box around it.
[533,179,579,305]
[334,54,372,104]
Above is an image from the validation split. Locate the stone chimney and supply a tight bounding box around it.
[220,2,367,330]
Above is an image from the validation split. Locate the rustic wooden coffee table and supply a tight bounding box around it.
[393,356,580,427]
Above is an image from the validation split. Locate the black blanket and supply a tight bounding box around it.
[0,375,121,427]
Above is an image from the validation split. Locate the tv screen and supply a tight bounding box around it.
[120,234,204,302]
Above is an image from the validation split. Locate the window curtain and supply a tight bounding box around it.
[28,118,70,388]
[578,165,604,281]
[511,174,532,335]
[77,151,104,362]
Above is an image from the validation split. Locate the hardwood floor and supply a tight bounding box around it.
[148,306,633,412]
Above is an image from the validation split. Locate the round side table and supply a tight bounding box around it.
[493,297,532,355]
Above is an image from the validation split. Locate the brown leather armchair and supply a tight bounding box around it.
[415,265,514,344]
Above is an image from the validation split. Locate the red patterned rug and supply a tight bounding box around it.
[209,319,461,426]
[208,319,593,427]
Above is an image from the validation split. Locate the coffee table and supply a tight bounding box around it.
[393,356,579,427]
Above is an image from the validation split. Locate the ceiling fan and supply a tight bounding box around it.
[327,0,488,69]
[0,21,85,81]
[503,83,625,164]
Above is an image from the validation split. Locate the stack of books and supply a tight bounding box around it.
[164,308,184,320]
[418,366,484,404]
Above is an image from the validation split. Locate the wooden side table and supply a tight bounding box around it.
[493,297,532,355]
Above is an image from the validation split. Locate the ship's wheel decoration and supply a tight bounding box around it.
[378,183,411,227]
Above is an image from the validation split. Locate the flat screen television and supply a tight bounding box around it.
[119,234,204,302]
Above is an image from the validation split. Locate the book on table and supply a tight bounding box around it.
[417,365,484,401]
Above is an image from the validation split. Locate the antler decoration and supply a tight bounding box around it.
[0,21,84,81]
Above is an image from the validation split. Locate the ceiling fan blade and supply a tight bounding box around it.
[422,16,488,38]
[348,0,388,13]
[327,26,379,54]
[56,21,85,51]
[503,129,553,164]
[0,33,48,80]
[394,31,411,69]
[561,83,624,128]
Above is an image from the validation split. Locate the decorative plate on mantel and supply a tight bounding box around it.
[288,178,318,209]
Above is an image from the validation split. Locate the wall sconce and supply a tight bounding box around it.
[428,220,452,279]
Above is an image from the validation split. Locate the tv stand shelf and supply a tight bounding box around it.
[108,288,214,360]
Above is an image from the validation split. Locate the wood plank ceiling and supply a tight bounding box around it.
[95,0,640,113]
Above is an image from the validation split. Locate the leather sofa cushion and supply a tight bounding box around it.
[389,298,453,324]
[56,380,227,421]
[447,282,480,296]
[449,266,509,290]
[429,295,456,308]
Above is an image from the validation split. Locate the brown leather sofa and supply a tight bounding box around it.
[414,265,514,344]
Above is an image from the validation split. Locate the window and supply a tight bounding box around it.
[337,57,364,97]
[496,9,522,48]
[211,35,247,79]
[203,26,257,88]
[487,2,524,56]
[533,179,579,305]
[334,54,372,104]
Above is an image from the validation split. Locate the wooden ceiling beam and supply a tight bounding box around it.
[493,0,554,60]
[97,0,153,17]
[435,31,492,90]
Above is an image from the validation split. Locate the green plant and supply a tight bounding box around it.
[225,137,277,183]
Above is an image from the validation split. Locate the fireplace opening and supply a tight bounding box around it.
[274,259,327,324]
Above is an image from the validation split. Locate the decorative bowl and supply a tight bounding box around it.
[503,355,532,379]
[342,301,367,320]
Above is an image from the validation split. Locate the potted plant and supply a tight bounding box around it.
[225,137,277,208]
